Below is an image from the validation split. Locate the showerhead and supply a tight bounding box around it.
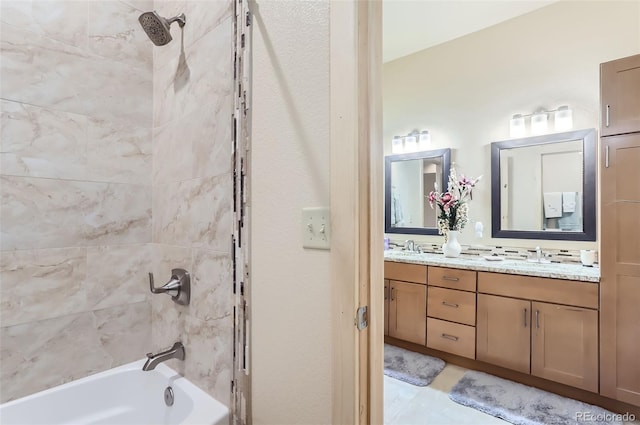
[138,11,186,46]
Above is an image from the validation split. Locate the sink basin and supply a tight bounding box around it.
[526,258,551,264]
[387,250,421,256]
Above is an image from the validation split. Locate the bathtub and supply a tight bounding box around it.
[0,359,229,425]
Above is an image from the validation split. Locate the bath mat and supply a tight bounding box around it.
[449,371,623,425]
[383,344,446,386]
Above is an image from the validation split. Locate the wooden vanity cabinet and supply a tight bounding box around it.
[384,262,603,394]
[384,279,390,336]
[600,133,640,404]
[600,54,640,137]
[600,53,640,406]
[531,302,598,392]
[384,262,427,345]
[477,294,531,374]
[388,280,427,345]
[477,272,599,392]
[426,267,477,359]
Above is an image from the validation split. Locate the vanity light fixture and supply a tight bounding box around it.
[508,105,573,137]
[392,129,432,154]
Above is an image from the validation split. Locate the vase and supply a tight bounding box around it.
[442,230,462,258]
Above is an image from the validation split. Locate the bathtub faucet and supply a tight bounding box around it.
[142,342,185,371]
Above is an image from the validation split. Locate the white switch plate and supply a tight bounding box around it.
[302,207,331,250]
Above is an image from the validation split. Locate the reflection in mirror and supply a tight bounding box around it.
[491,129,596,241]
[385,149,451,235]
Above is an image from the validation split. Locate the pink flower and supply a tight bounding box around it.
[440,192,452,203]
[459,175,474,187]
[428,191,437,208]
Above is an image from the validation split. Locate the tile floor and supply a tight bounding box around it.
[384,364,639,425]
[384,364,506,425]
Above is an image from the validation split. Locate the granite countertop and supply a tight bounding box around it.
[384,250,600,283]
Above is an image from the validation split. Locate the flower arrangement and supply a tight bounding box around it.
[428,167,481,241]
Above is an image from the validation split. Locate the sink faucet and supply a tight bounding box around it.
[536,246,542,261]
[142,342,185,371]
[405,240,415,252]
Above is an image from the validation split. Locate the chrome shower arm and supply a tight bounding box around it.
[166,13,186,28]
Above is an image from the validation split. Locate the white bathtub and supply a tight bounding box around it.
[0,360,229,425]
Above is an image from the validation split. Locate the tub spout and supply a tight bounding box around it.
[143,342,185,371]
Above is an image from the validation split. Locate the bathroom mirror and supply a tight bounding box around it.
[385,148,451,235]
[491,128,596,241]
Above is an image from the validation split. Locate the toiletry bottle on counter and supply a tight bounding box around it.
[384,237,390,250]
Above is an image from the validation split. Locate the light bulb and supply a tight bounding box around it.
[554,106,573,131]
[509,114,525,138]
[418,130,431,150]
[391,136,403,154]
[531,112,548,135]
[403,133,418,153]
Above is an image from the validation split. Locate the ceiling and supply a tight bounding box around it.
[383,0,558,63]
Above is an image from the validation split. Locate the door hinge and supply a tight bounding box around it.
[355,306,368,331]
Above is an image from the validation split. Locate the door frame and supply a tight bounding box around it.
[330,1,383,423]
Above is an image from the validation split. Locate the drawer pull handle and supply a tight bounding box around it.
[536,310,540,329]
[384,286,388,300]
[441,333,459,341]
[441,301,459,308]
[442,276,459,282]
[523,308,528,328]
[391,288,396,301]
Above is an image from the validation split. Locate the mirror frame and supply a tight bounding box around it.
[385,148,451,235]
[491,128,597,241]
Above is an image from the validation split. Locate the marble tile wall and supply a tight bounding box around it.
[150,0,234,407]
[0,0,154,402]
[0,0,234,404]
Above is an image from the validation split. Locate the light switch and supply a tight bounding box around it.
[302,207,331,250]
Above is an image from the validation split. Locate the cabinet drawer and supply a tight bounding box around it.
[428,287,476,326]
[385,261,427,284]
[428,267,476,291]
[477,272,598,309]
[427,318,476,359]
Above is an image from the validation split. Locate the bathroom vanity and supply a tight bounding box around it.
[382,252,629,410]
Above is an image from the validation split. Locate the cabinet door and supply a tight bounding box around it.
[531,302,598,392]
[388,280,426,345]
[384,279,389,336]
[477,294,530,374]
[600,132,640,405]
[601,54,640,136]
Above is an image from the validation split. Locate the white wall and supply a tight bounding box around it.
[383,0,640,250]
[250,0,332,423]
